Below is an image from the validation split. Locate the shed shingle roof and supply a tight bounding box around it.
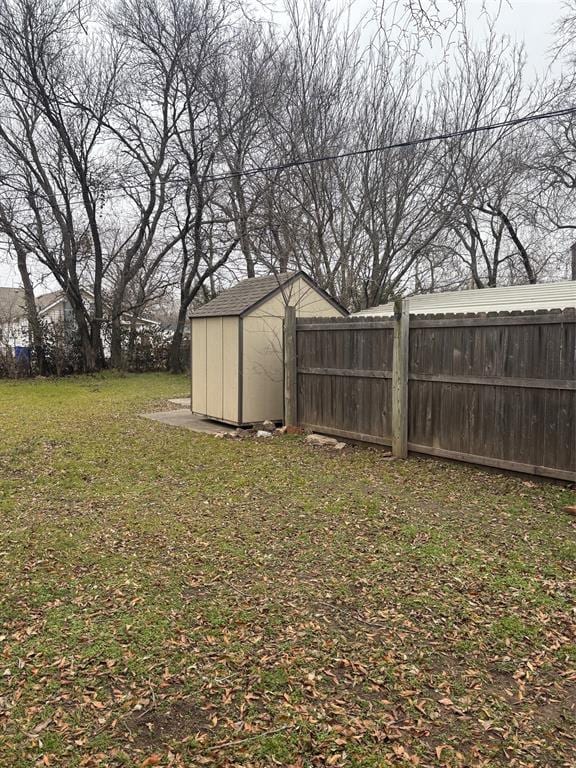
[190,272,300,318]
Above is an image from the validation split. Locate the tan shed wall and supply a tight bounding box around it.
[241,312,284,423]
[222,317,239,423]
[191,316,239,422]
[206,318,223,419]
[241,276,343,423]
[191,318,207,415]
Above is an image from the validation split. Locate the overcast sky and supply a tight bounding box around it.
[457,0,563,73]
[0,0,567,289]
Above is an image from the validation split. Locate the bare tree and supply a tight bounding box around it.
[439,28,550,287]
[249,0,364,302]
[0,0,568,381]
[90,0,199,367]
[0,201,46,373]
[0,0,119,370]
[533,109,576,279]
[211,22,283,277]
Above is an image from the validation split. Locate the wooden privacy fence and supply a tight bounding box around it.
[283,305,576,482]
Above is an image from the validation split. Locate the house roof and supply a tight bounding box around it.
[0,287,68,323]
[190,271,309,318]
[355,281,576,316]
[36,290,67,312]
[1,287,160,327]
[0,287,26,324]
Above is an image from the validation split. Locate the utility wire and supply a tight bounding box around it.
[201,105,576,182]
[2,105,576,217]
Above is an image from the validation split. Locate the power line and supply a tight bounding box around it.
[2,105,576,216]
[201,106,576,182]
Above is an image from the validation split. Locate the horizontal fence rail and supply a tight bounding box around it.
[284,307,576,482]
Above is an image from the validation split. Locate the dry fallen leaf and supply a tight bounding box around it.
[3,376,576,768]
[139,755,162,768]
[30,718,52,735]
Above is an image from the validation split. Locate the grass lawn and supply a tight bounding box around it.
[0,373,575,768]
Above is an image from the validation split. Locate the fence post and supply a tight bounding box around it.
[284,305,297,427]
[392,298,409,458]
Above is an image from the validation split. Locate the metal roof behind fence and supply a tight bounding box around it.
[355,281,576,316]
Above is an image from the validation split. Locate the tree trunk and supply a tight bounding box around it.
[0,206,47,375]
[61,281,101,372]
[127,315,138,368]
[167,307,188,373]
[495,208,537,284]
[232,168,255,278]
[109,312,124,369]
[77,319,97,372]
[93,324,106,370]
[571,241,576,281]
[270,223,289,273]
[15,248,46,375]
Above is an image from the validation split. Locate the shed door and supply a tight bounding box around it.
[222,317,239,423]
[206,318,223,420]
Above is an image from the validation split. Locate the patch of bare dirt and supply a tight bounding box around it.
[124,698,211,749]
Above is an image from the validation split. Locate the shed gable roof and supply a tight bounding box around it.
[190,272,302,318]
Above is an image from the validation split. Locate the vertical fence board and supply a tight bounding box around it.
[392,300,410,458]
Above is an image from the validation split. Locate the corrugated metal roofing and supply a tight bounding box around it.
[189,272,300,318]
[355,281,576,316]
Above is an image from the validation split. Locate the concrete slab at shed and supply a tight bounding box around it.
[140,409,235,435]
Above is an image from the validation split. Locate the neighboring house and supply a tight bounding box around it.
[0,288,93,353]
[354,280,576,316]
[36,289,81,325]
[0,287,160,355]
[158,319,191,341]
[0,287,29,349]
[189,271,348,425]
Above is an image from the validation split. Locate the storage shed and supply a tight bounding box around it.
[190,271,347,425]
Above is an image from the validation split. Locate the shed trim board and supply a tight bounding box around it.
[237,272,348,319]
[192,318,199,414]
[238,317,243,426]
[189,271,348,320]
